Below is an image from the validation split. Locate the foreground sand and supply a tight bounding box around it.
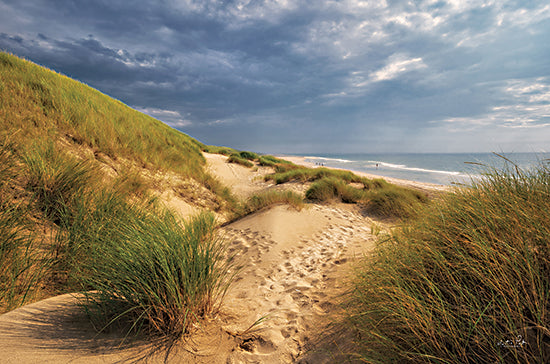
[0,153,403,363]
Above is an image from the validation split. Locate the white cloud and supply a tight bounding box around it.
[440,78,550,129]
[495,4,550,29]
[368,54,427,83]
[135,107,192,127]
[346,54,427,89]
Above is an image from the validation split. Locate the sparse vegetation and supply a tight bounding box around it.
[227,153,254,168]
[243,190,304,214]
[200,144,238,156]
[205,146,295,173]
[257,155,293,167]
[348,163,550,363]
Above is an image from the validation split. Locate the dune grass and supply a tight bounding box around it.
[226,151,267,168]
[243,190,304,214]
[306,177,365,203]
[0,52,241,333]
[297,170,428,218]
[13,141,237,336]
[23,141,98,223]
[205,146,293,171]
[200,144,238,156]
[0,140,49,311]
[264,166,360,185]
[0,51,210,189]
[62,198,236,337]
[348,162,550,363]
[227,154,254,168]
[257,155,293,167]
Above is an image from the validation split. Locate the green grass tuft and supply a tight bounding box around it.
[306,177,364,203]
[303,173,428,218]
[23,141,98,223]
[227,153,254,168]
[244,190,304,214]
[364,185,428,219]
[237,151,258,160]
[73,208,236,338]
[0,139,49,312]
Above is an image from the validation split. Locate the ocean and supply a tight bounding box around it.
[295,153,550,185]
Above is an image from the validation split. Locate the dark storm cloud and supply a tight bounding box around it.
[1,0,549,153]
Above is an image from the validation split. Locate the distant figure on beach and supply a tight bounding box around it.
[376,163,379,169]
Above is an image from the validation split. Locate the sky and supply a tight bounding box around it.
[1,0,549,154]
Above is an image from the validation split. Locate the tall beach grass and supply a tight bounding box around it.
[0,140,48,311]
[348,161,550,363]
[0,137,238,338]
[70,205,236,337]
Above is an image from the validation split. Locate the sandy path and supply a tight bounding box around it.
[201,153,378,362]
[0,152,380,363]
[203,153,311,199]
[220,204,375,363]
[203,153,274,199]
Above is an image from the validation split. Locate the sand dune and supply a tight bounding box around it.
[221,204,375,363]
[0,153,381,363]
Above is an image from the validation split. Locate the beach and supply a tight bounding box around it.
[0,152,436,363]
[280,155,450,193]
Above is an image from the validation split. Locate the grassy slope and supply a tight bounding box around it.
[0,52,239,335]
[0,52,205,178]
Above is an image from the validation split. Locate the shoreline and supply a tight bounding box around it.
[278,155,451,193]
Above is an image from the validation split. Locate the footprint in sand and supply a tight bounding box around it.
[238,336,276,355]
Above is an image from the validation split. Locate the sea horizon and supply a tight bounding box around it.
[279,152,550,185]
